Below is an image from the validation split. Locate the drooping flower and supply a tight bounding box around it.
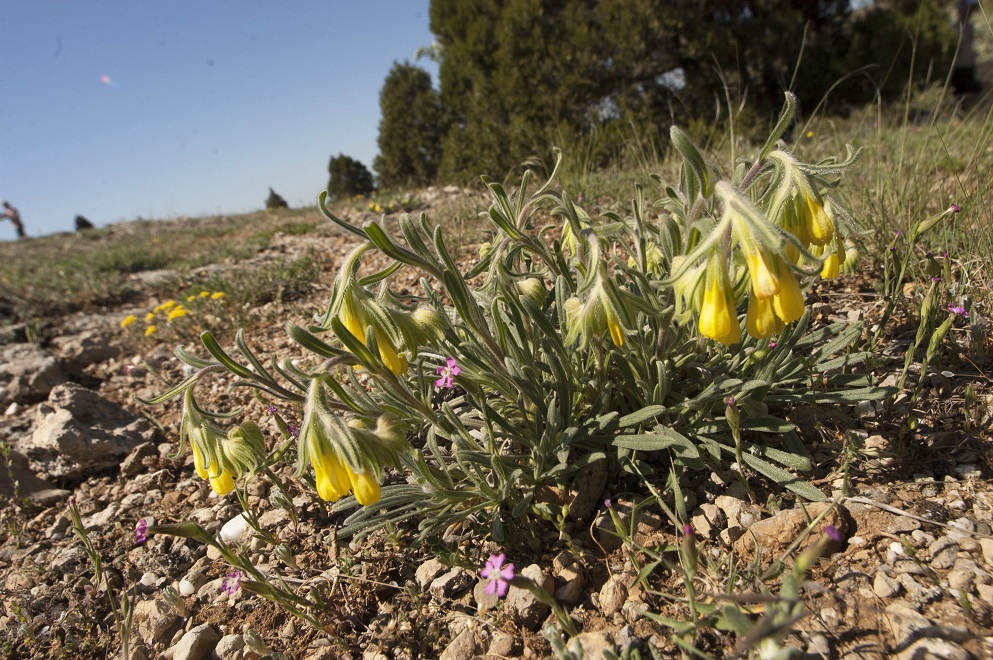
[825,525,842,543]
[338,283,408,375]
[481,553,515,598]
[771,272,805,325]
[698,253,740,345]
[435,357,461,389]
[746,290,785,339]
[348,468,382,507]
[120,315,137,329]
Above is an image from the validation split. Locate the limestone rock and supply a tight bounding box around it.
[0,447,70,505]
[133,598,182,647]
[439,628,475,660]
[17,382,155,480]
[568,458,608,521]
[0,343,66,404]
[506,564,553,630]
[170,623,220,660]
[732,502,848,565]
[50,329,120,371]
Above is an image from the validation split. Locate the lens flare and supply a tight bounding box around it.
[100,74,117,87]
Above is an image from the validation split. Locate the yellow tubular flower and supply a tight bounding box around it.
[209,469,235,496]
[746,251,780,300]
[191,443,209,480]
[349,469,382,506]
[821,252,840,279]
[746,291,785,339]
[312,450,351,502]
[606,306,625,347]
[805,197,834,247]
[374,329,408,375]
[772,273,805,324]
[699,277,741,345]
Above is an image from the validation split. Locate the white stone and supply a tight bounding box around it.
[219,514,250,545]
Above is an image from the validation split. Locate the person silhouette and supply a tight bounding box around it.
[1,202,25,239]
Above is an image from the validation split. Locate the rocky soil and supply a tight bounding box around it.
[1,193,992,659]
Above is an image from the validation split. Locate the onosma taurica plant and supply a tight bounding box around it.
[143,94,889,545]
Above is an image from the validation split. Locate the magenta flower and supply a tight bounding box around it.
[950,204,960,213]
[222,570,243,594]
[481,553,515,598]
[435,357,461,389]
[682,523,694,537]
[604,498,612,509]
[135,519,148,544]
[825,524,842,543]
[948,304,969,318]
[768,341,777,349]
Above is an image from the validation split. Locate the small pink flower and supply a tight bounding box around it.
[222,570,243,594]
[481,553,514,598]
[948,304,969,318]
[682,524,694,537]
[435,357,461,389]
[825,525,842,543]
[135,519,148,544]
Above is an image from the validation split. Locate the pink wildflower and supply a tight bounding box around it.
[435,357,461,389]
[481,553,515,598]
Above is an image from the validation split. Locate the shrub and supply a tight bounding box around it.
[326,154,375,201]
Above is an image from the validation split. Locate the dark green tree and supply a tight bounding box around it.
[428,0,954,182]
[265,187,289,211]
[374,62,447,189]
[326,154,375,201]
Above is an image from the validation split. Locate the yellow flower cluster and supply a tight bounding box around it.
[308,435,381,505]
[738,231,806,340]
[120,291,226,339]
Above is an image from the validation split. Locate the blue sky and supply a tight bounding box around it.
[0,1,437,239]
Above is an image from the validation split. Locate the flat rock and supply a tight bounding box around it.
[506,563,553,630]
[0,343,66,404]
[439,628,475,660]
[133,598,183,646]
[568,458,608,521]
[17,382,155,480]
[0,448,70,505]
[567,631,616,660]
[732,502,848,564]
[884,602,970,660]
[170,623,221,660]
[50,329,120,371]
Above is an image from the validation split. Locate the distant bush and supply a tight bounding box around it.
[265,187,289,211]
[327,154,375,201]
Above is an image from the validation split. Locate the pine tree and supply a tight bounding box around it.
[374,62,447,189]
